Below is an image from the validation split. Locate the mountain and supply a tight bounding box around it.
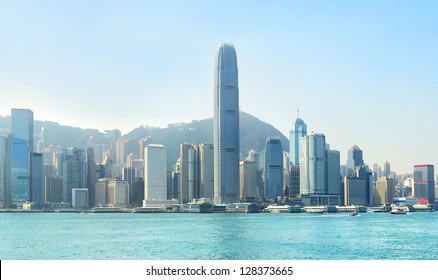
[125,112,289,165]
[0,112,289,167]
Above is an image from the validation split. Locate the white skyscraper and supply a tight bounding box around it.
[214,42,240,204]
[300,133,326,195]
[144,144,167,201]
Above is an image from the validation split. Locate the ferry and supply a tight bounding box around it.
[266,205,292,213]
[390,208,407,215]
[410,204,433,212]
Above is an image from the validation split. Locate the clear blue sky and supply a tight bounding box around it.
[1,0,437,174]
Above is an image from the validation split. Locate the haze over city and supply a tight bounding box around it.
[1,0,437,174]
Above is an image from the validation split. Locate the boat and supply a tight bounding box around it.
[390,208,407,215]
[349,212,358,216]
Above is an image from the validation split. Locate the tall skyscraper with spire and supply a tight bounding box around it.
[289,111,307,165]
[214,42,239,204]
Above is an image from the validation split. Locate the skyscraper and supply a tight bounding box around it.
[179,143,198,203]
[300,133,326,195]
[31,152,43,204]
[374,177,395,205]
[9,135,30,205]
[383,161,391,177]
[0,137,7,208]
[240,160,258,202]
[144,144,167,202]
[413,164,435,204]
[198,143,214,200]
[299,133,341,206]
[11,109,34,151]
[214,42,239,204]
[10,109,34,206]
[86,147,96,207]
[264,137,284,199]
[62,148,86,203]
[346,144,364,176]
[289,115,307,166]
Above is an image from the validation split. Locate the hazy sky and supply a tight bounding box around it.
[1,0,437,174]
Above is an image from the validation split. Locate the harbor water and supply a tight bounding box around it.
[1,212,437,260]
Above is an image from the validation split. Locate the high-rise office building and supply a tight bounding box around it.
[95,179,109,206]
[198,143,214,200]
[31,153,43,204]
[283,152,290,190]
[62,148,86,203]
[10,109,34,207]
[72,188,88,208]
[44,176,63,203]
[11,108,34,152]
[108,180,129,207]
[178,143,214,203]
[0,137,8,208]
[383,161,391,177]
[300,133,326,195]
[299,133,341,206]
[373,163,382,180]
[346,144,364,176]
[344,166,373,206]
[263,137,284,199]
[240,160,258,202]
[144,144,167,201]
[344,177,367,206]
[289,165,300,198]
[214,42,240,204]
[179,144,198,203]
[326,149,341,195]
[9,135,30,205]
[413,164,435,204]
[374,177,395,205]
[123,138,140,163]
[86,147,96,207]
[289,115,307,165]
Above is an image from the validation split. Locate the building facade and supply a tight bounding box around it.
[264,137,284,199]
[198,143,214,200]
[346,144,364,176]
[374,177,395,205]
[214,42,240,204]
[144,144,167,202]
[300,133,327,195]
[289,116,307,165]
[240,160,258,202]
[413,164,435,204]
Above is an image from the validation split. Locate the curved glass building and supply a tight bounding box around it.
[214,43,240,204]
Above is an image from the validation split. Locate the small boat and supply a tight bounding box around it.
[349,212,358,216]
[390,208,407,215]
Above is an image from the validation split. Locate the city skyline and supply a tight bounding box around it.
[1,1,437,174]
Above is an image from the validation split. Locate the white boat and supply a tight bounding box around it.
[390,208,407,215]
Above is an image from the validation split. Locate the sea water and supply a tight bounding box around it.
[1,212,437,260]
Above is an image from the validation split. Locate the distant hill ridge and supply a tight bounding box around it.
[0,111,289,167]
